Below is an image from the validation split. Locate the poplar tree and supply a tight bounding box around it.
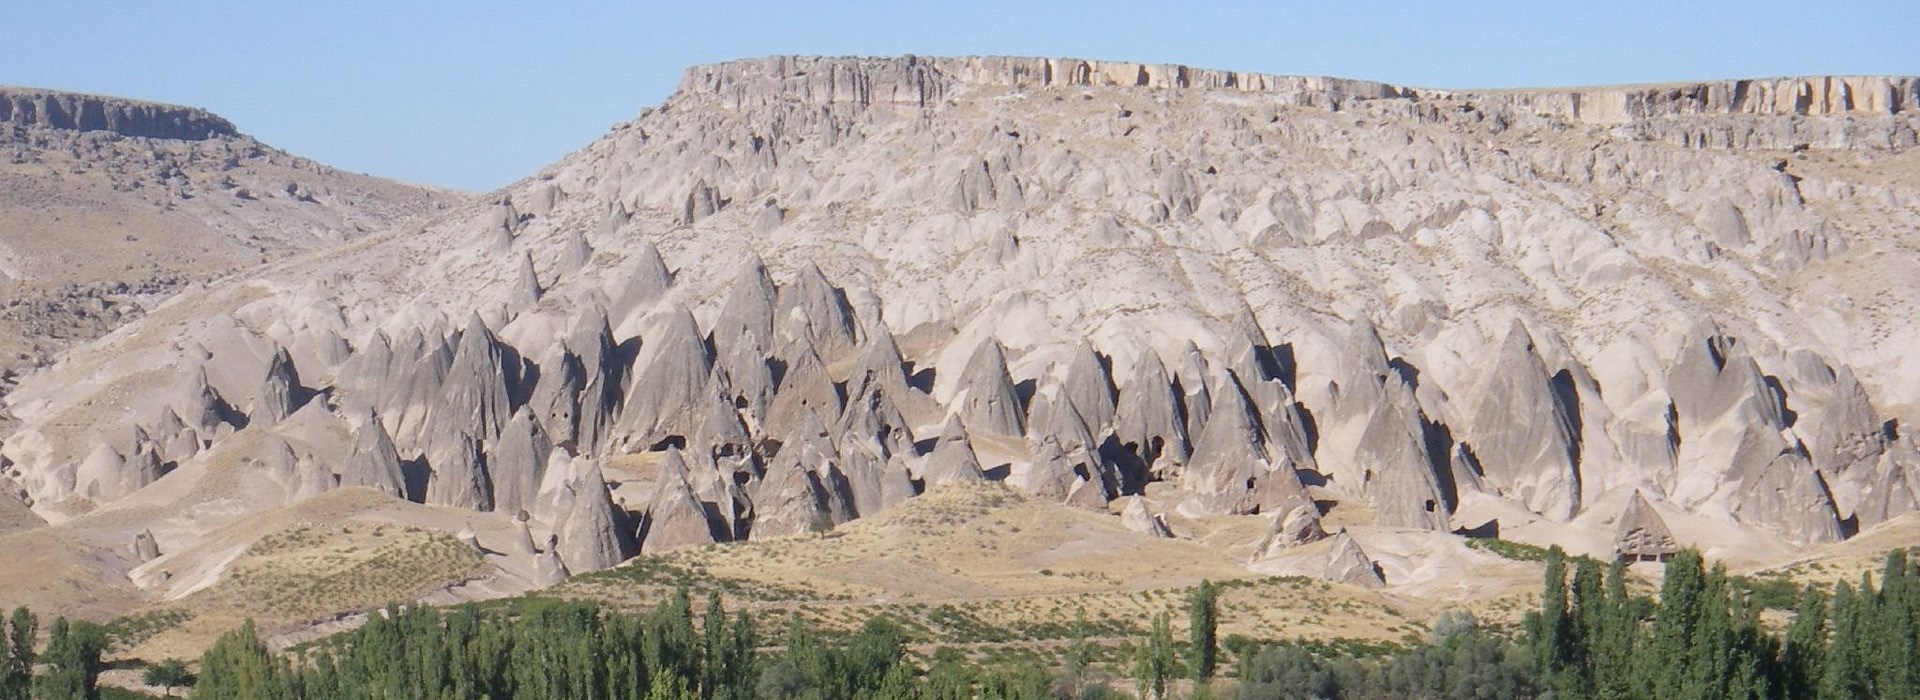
[1189,579,1218,683]
[4,609,38,700]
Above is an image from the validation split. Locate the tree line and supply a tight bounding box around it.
[10,544,1920,698]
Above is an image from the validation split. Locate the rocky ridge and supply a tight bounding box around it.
[0,86,464,406]
[0,87,236,141]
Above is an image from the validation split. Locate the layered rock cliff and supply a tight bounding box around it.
[0,87,237,140]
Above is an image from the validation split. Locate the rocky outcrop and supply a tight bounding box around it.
[1614,492,1679,562]
[546,456,633,573]
[637,449,725,553]
[1322,533,1385,589]
[488,409,551,515]
[424,433,493,511]
[954,338,1025,437]
[677,56,1412,110]
[1181,371,1307,516]
[774,262,859,362]
[0,87,238,139]
[618,305,712,448]
[132,529,160,563]
[1114,350,1189,476]
[921,417,986,486]
[1120,497,1172,538]
[340,414,407,499]
[1253,504,1328,559]
[1465,321,1581,520]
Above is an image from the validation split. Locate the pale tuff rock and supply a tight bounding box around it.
[786,412,860,526]
[1223,301,1287,387]
[550,456,633,573]
[1180,371,1310,516]
[1253,504,1328,559]
[1812,367,1892,475]
[1120,496,1173,538]
[921,416,986,486]
[510,252,543,309]
[340,413,407,499]
[425,431,493,511]
[690,391,752,460]
[0,87,237,139]
[289,445,335,502]
[1114,349,1189,473]
[386,331,455,451]
[1315,318,1451,530]
[763,344,843,443]
[954,338,1025,437]
[1465,321,1582,520]
[747,439,831,538]
[1322,532,1386,589]
[637,448,723,554]
[838,379,916,460]
[712,328,776,431]
[836,443,888,517]
[259,436,300,487]
[774,262,859,363]
[565,307,623,454]
[75,443,151,502]
[1351,373,1451,531]
[1022,439,1080,503]
[682,179,724,225]
[152,408,193,464]
[178,365,230,437]
[1844,445,1920,528]
[557,228,593,278]
[512,510,537,555]
[132,529,160,562]
[534,549,570,586]
[489,409,552,515]
[618,304,713,448]
[1732,445,1844,544]
[334,332,394,413]
[1613,492,1679,562]
[1061,341,1118,437]
[14,55,1920,589]
[711,255,777,356]
[608,240,674,329]
[1173,342,1212,443]
[1026,394,1117,507]
[432,316,516,448]
[525,347,584,453]
[844,321,912,404]
[163,428,201,466]
[456,526,483,553]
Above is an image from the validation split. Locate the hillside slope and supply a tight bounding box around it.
[3,57,1918,645]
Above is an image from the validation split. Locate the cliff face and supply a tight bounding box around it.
[676,56,1918,150]
[675,55,1409,110]
[0,87,237,140]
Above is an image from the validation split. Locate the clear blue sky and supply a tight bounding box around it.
[10,1,1915,191]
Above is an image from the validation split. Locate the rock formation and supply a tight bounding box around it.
[341,414,408,499]
[1120,497,1173,538]
[7,55,1920,596]
[954,338,1025,437]
[1322,533,1385,589]
[1614,492,1679,563]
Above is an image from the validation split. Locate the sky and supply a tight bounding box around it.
[8,1,1915,192]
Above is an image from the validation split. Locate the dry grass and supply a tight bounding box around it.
[121,521,483,661]
[551,481,1430,661]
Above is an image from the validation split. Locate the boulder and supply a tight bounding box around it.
[1120,497,1173,538]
